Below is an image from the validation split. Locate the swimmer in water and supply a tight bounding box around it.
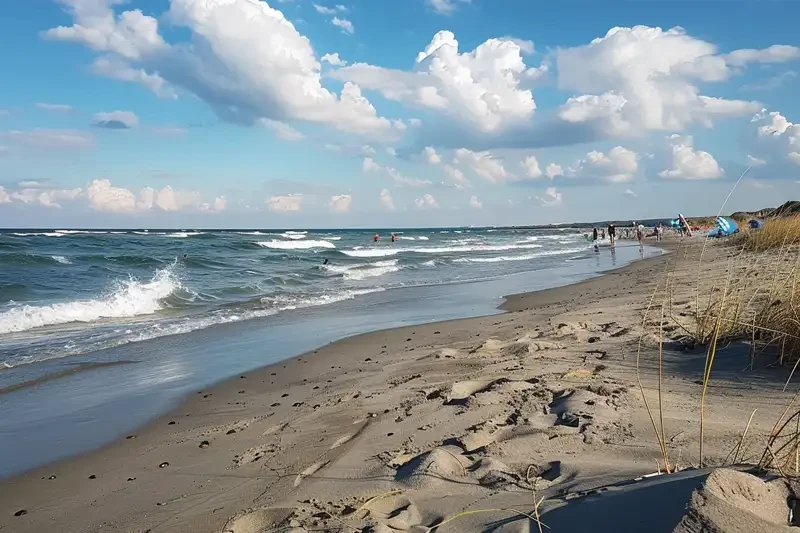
[323,258,329,265]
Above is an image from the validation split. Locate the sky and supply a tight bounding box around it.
[1,0,799,228]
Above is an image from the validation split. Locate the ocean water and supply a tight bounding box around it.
[0,227,663,477]
[0,227,597,368]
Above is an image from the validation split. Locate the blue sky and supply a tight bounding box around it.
[1,0,799,228]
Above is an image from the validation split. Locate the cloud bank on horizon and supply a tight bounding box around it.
[0,0,799,227]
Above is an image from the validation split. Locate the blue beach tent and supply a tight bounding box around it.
[748,219,764,230]
[708,217,739,238]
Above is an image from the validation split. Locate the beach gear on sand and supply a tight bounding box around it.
[708,217,739,238]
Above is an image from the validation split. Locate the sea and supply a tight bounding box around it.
[0,227,661,477]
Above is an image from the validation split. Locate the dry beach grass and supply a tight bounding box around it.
[4,232,800,533]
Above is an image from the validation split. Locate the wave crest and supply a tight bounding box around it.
[255,240,336,250]
[0,264,181,334]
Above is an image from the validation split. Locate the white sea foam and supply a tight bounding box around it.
[11,232,64,237]
[54,230,109,235]
[280,232,307,240]
[255,240,336,250]
[166,232,203,238]
[341,242,544,258]
[418,236,429,240]
[452,246,590,263]
[323,259,400,280]
[261,288,383,311]
[52,255,72,265]
[0,265,180,334]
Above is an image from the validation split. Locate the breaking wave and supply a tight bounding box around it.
[452,246,591,263]
[0,264,181,334]
[340,242,544,258]
[255,240,337,250]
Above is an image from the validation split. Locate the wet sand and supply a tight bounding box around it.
[2,236,797,533]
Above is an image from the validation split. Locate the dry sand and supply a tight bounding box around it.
[2,237,799,533]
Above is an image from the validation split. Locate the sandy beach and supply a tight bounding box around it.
[2,236,798,533]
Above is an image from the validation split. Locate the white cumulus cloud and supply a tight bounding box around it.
[9,187,82,208]
[321,52,347,66]
[332,30,541,132]
[752,109,800,165]
[659,135,723,180]
[329,194,352,213]
[91,56,176,99]
[331,17,354,35]
[423,146,441,165]
[379,189,395,211]
[266,194,303,212]
[45,0,396,137]
[536,187,563,207]
[556,26,763,137]
[569,146,639,182]
[522,156,542,179]
[454,148,509,182]
[414,193,439,209]
[469,195,482,209]
[545,163,564,179]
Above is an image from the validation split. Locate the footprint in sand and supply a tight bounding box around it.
[233,444,280,468]
[221,507,295,533]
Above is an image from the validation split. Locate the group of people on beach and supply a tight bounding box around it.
[591,221,662,248]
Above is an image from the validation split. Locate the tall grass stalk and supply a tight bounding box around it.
[694,165,751,333]
[636,283,672,473]
[699,273,730,468]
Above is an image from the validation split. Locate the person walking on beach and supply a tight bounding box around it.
[601,228,606,240]
[608,223,616,246]
[592,227,598,242]
[636,223,645,248]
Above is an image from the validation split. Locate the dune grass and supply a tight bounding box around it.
[692,222,800,365]
[729,216,800,251]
